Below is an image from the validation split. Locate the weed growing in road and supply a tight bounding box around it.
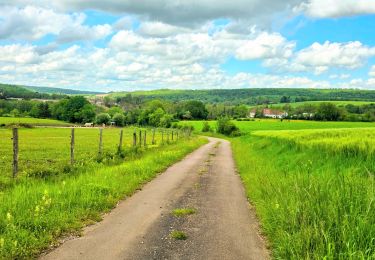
[172,208,196,217]
[170,230,187,240]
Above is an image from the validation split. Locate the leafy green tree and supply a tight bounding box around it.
[10,108,20,117]
[159,114,173,128]
[184,101,208,119]
[216,117,241,136]
[108,106,123,117]
[77,104,96,123]
[30,102,51,118]
[233,105,248,118]
[113,113,125,126]
[148,108,165,126]
[315,103,342,121]
[96,113,111,125]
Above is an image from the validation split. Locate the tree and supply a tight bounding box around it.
[108,106,123,117]
[315,103,342,121]
[77,104,96,123]
[216,117,241,136]
[52,96,91,123]
[184,101,208,119]
[30,102,51,118]
[148,108,165,126]
[96,113,111,125]
[280,96,291,103]
[233,105,248,118]
[113,113,125,126]
[159,114,173,128]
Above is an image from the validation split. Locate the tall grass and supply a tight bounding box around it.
[232,133,375,259]
[0,137,206,258]
[0,127,179,186]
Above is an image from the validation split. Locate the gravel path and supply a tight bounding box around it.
[41,137,269,260]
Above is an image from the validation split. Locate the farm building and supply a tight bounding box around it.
[249,108,288,119]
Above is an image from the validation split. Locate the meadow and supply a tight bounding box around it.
[0,127,183,186]
[0,117,71,127]
[0,125,204,258]
[179,119,375,133]
[182,119,375,258]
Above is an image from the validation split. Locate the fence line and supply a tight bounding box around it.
[7,126,192,178]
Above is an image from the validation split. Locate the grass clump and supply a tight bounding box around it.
[170,230,187,240]
[172,208,196,217]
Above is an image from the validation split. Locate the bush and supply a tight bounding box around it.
[96,113,111,125]
[112,113,125,126]
[202,121,211,132]
[216,117,241,136]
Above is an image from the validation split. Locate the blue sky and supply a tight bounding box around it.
[1,0,375,91]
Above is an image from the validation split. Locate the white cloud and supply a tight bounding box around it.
[138,22,190,38]
[0,5,111,42]
[235,32,295,60]
[298,0,375,18]
[1,0,302,27]
[290,41,375,74]
[370,66,375,77]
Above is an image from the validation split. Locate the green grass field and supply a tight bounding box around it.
[0,117,71,127]
[179,119,375,133]
[0,127,183,185]
[0,124,204,258]
[181,119,375,258]
[267,100,375,109]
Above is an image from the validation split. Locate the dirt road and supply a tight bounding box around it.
[41,137,269,260]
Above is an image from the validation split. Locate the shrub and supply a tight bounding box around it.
[202,121,211,132]
[112,113,125,126]
[216,117,241,136]
[96,113,111,125]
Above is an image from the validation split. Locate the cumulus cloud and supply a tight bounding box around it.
[235,32,295,60]
[1,0,302,27]
[287,41,375,74]
[0,5,111,42]
[298,0,375,18]
[138,22,190,38]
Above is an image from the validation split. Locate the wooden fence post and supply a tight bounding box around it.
[118,129,123,151]
[133,129,137,147]
[12,128,18,178]
[139,130,142,147]
[152,128,155,145]
[176,131,179,141]
[167,131,170,142]
[98,128,103,156]
[172,131,174,141]
[70,128,75,165]
[144,130,147,147]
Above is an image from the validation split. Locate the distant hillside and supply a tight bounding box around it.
[0,83,60,99]
[24,86,104,95]
[108,88,375,105]
[0,83,104,99]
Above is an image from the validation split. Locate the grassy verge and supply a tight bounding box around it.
[231,134,375,259]
[0,117,71,127]
[0,137,207,258]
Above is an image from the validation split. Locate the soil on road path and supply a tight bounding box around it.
[41,137,269,260]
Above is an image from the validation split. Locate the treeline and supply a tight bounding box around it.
[108,88,375,106]
[0,84,65,100]
[266,102,375,122]
[0,96,212,127]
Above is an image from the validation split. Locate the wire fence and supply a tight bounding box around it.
[0,127,192,180]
